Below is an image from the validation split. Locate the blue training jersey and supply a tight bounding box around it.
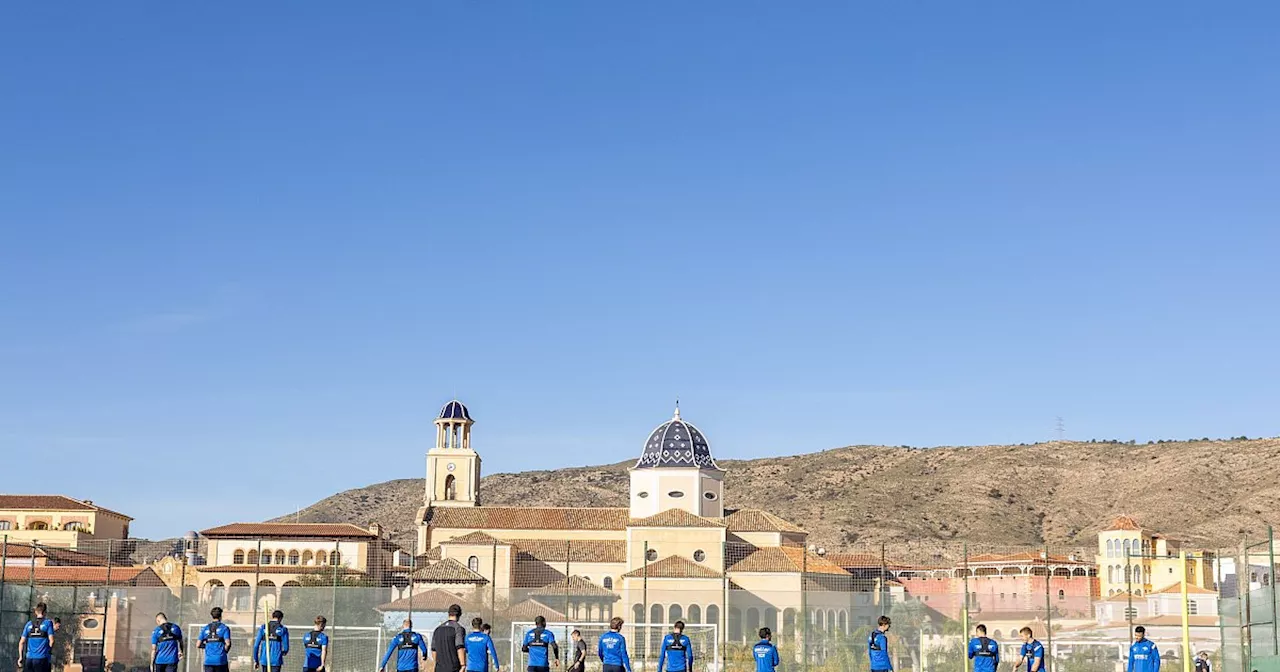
[464,632,500,672]
[753,640,780,672]
[969,637,1000,672]
[522,628,557,668]
[22,619,55,660]
[302,630,329,669]
[199,622,232,666]
[254,622,291,668]
[380,631,428,672]
[659,633,692,671]
[1129,639,1160,672]
[1021,640,1046,672]
[598,631,631,671]
[152,623,185,664]
[869,630,892,671]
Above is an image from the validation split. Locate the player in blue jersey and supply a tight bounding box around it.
[151,613,185,672]
[521,616,559,672]
[465,617,501,672]
[301,616,330,672]
[198,607,233,672]
[753,628,780,672]
[18,603,56,672]
[1128,626,1160,672]
[869,616,892,672]
[254,610,290,672]
[658,620,692,672]
[597,617,631,672]
[381,619,429,672]
[1016,627,1045,672]
[968,624,1000,672]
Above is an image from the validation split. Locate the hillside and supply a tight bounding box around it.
[276,438,1280,554]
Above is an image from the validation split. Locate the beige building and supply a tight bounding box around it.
[0,495,133,549]
[1095,516,1215,598]
[180,522,391,617]
[412,401,855,643]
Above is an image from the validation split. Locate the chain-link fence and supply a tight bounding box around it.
[0,533,1241,672]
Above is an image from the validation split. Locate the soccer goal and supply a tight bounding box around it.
[509,621,719,672]
[184,622,383,672]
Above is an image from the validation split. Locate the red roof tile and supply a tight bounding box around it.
[727,547,849,576]
[622,555,722,579]
[629,509,725,528]
[1106,516,1143,532]
[0,566,163,585]
[511,539,626,564]
[428,507,630,531]
[200,523,376,538]
[504,599,565,621]
[411,558,488,584]
[0,543,110,566]
[1150,582,1216,595]
[724,509,806,534]
[377,589,481,613]
[440,531,506,545]
[529,576,619,599]
[0,495,132,520]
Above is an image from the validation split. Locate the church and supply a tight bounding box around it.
[407,400,862,646]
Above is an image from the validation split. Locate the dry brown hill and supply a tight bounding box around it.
[276,438,1280,554]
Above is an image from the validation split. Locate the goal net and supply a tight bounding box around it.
[509,621,719,672]
[184,623,383,672]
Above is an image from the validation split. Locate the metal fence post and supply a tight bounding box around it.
[101,539,113,671]
[330,539,340,632]
[490,540,497,626]
[1045,543,1053,663]
[1240,538,1252,672]
[1181,550,1191,672]
[801,548,808,672]
[0,535,8,648]
[962,543,971,672]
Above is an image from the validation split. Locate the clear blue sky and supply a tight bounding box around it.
[3,3,1278,539]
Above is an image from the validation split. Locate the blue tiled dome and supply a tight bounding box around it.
[634,407,720,469]
[439,400,472,421]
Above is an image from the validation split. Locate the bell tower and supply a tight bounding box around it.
[425,400,481,508]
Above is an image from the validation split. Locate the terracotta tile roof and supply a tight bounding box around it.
[1106,516,1143,532]
[377,589,480,613]
[824,553,920,571]
[724,509,806,534]
[1150,582,1217,595]
[505,599,565,622]
[0,543,110,566]
[0,566,163,586]
[421,548,442,562]
[512,560,565,588]
[0,495,132,520]
[622,555,722,579]
[529,575,619,599]
[411,558,488,584]
[1137,615,1220,627]
[1104,592,1138,602]
[511,539,627,564]
[440,531,506,546]
[200,523,376,538]
[428,507,630,531]
[728,547,850,576]
[629,509,725,528]
[197,565,364,575]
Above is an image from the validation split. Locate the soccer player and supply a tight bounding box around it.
[466,617,501,672]
[597,617,631,672]
[482,624,492,637]
[198,607,233,672]
[1128,626,1160,672]
[254,610,290,672]
[567,631,586,672]
[521,616,559,672]
[380,619,428,672]
[430,605,468,672]
[1195,652,1212,672]
[1016,627,1045,672]
[151,613,185,672]
[868,616,892,672]
[302,616,329,672]
[659,620,692,672]
[17,603,55,672]
[968,624,1000,672]
[752,628,780,672]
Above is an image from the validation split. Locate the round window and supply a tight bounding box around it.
[637,492,649,499]
[703,492,718,500]
[668,491,685,498]
[83,619,100,629]
[694,550,706,562]
[645,549,658,562]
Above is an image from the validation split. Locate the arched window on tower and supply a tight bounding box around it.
[444,475,457,500]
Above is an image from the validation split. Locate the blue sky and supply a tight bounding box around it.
[2,3,1278,539]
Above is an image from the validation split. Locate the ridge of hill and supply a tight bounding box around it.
[276,438,1280,553]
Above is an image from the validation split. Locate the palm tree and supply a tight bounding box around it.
[889,600,929,672]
